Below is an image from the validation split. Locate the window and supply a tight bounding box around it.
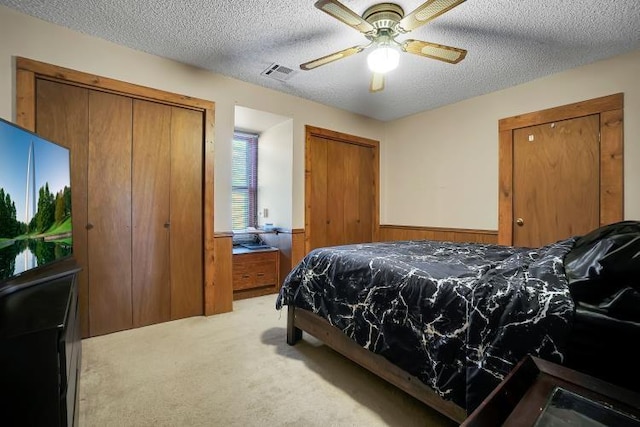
[232,131,258,230]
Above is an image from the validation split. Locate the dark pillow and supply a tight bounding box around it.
[564,221,640,302]
[599,235,640,275]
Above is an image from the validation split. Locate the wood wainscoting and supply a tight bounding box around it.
[379,225,498,244]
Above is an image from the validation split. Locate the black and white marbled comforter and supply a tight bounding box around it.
[275,238,577,412]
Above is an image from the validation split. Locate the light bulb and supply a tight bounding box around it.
[367,47,400,73]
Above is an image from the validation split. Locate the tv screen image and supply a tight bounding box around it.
[0,118,72,282]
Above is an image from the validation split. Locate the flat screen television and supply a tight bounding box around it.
[0,117,73,294]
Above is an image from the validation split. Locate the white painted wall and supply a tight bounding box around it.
[257,119,293,229]
[383,49,640,230]
[0,6,385,232]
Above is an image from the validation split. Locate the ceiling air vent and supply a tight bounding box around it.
[261,63,297,81]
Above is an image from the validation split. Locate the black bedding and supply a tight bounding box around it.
[276,237,578,412]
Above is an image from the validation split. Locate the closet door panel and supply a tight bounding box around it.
[88,90,133,336]
[170,107,203,319]
[35,79,90,337]
[307,135,329,251]
[327,140,346,246]
[358,145,375,243]
[343,142,361,245]
[132,100,172,327]
[307,132,377,251]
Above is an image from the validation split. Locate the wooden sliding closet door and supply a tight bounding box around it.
[88,91,134,335]
[131,103,204,324]
[326,140,374,246]
[170,107,203,319]
[33,80,204,336]
[37,82,135,336]
[132,100,172,327]
[35,80,90,336]
[306,127,379,253]
[347,142,374,244]
[326,140,346,245]
[308,135,330,250]
[18,58,215,337]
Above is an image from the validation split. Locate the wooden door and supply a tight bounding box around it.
[498,94,623,246]
[328,141,375,245]
[512,115,600,247]
[356,143,374,243]
[35,79,90,337]
[326,139,347,245]
[17,58,216,334]
[87,91,133,335]
[132,100,172,327]
[169,107,204,319]
[308,135,330,250]
[306,127,378,252]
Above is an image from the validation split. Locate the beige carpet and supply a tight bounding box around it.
[79,294,458,426]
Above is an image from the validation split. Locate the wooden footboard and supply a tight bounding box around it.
[286,305,467,424]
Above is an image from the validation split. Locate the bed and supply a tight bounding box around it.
[275,221,640,423]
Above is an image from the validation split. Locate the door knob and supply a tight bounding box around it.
[86,223,94,230]
[516,218,524,226]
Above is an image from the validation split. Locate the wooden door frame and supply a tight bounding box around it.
[14,57,223,319]
[498,93,624,245]
[304,125,380,255]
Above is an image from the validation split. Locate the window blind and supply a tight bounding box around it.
[232,131,258,230]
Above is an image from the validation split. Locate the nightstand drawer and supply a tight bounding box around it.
[233,250,279,292]
[252,260,277,285]
[233,271,255,290]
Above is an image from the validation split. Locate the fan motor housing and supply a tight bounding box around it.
[363,3,404,32]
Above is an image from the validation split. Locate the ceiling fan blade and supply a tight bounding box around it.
[315,0,375,34]
[370,73,385,92]
[398,0,466,33]
[402,39,467,64]
[300,45,365,70]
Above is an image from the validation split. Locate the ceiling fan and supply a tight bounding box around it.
[300,0,468,92]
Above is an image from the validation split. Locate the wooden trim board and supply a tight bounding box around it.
[379,225,498,244]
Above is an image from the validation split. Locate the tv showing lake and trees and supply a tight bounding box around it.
[0,117,72,285]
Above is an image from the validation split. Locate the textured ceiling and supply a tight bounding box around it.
[2,1,639,121]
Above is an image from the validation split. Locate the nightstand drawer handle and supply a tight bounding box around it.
[242,274,250,279]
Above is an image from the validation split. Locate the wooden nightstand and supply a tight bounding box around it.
[232,247,280,300]
[462,356,640,426]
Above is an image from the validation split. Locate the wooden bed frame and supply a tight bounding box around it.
[286,305,467,423]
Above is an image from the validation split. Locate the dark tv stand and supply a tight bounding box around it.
[0,258,82,426]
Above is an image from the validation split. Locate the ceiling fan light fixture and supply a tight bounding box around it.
[367,46,399,73]
[302,0,468,91]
